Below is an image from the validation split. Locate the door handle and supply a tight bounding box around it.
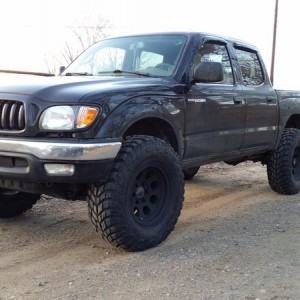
[234,96,244,104]
[266,96,276,103]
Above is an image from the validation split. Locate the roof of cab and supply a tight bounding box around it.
[107,31,258,51]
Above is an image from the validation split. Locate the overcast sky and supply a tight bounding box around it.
[0,0,298,88]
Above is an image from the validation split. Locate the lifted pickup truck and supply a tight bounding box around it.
[0,32,300,251]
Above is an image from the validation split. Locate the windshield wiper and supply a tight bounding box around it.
[65,72,93,76]
[98,70,155,77]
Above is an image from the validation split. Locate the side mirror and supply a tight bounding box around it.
[58,66,66,75]
[193,61,223,83]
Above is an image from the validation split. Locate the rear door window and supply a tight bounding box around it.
[235,48,264,86]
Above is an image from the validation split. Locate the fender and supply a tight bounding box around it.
[96,94,186,157]
[277,91,300,147]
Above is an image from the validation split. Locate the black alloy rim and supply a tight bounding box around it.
[130,167,168,226]
[292,147,300,181]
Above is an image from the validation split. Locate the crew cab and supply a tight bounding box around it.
[0,32,299,251]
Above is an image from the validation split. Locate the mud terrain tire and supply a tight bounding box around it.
[267,128,300,195]
[87,136,184,251]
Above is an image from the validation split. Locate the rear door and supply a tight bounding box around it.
[234,46,279,150]
[184,39,246,160]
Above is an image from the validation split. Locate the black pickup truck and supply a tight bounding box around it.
[0,32,300,251]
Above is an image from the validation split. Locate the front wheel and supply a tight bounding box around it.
[267,128,300,195]
[0,189,40,218]
[87,136,184,251]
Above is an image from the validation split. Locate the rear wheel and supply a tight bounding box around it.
[87,136,184,251]
[183,166,200,180]
[0,189,40,218]
[267,128,300,195]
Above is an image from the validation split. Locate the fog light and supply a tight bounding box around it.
[44,164,75,176]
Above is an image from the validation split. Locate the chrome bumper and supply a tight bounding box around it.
[0,139,122,161]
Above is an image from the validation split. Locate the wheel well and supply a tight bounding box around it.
[285,115,300,129]
[124,118,179,153]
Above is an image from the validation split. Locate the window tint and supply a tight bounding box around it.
[235,48,264,85]
[192,42,234,84]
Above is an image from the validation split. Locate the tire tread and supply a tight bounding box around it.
[267,128,300,195]
[87,136,184,251]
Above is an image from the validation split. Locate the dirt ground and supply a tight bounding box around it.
[0,162,299,300]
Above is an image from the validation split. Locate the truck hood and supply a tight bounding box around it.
[0,73,172,103]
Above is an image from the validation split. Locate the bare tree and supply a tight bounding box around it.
[45,16,112,74]
[61,17,112,66]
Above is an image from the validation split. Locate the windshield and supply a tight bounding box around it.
[63,34,187,77]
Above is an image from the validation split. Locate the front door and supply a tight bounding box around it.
[184,40,246,160]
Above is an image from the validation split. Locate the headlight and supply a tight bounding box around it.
[40,106,99,130]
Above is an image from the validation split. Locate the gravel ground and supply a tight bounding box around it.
[0,162,299,299]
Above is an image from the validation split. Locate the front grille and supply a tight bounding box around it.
[0,100,25,130]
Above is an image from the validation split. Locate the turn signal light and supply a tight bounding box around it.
[76,107,99,128]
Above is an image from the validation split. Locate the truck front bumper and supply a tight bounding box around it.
[0,138,122,184]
